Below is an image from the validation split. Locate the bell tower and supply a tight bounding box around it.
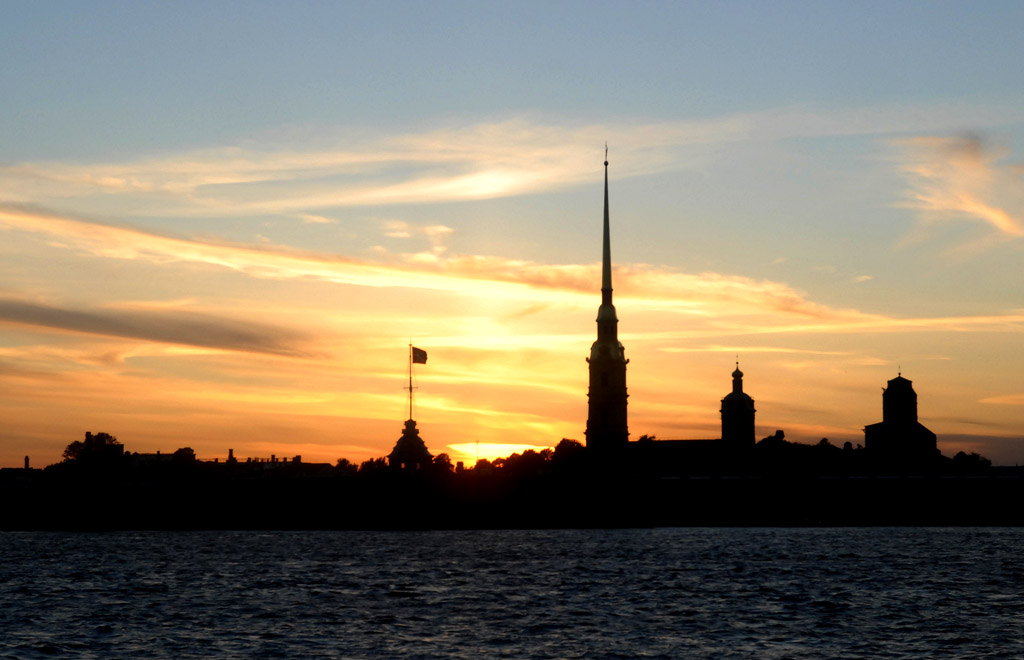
[585,150,629,450]
[721,362,756,446]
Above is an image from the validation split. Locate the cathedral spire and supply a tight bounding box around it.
[586,148,628,451]
[595,148,618,343]
[602,144,612,307]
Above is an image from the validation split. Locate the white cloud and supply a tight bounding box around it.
[5,101,1021,221]
[299,214,337,224]
[382,221,413,238]
[382,220,454,244]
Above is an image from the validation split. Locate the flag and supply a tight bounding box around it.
[412,347,428,364]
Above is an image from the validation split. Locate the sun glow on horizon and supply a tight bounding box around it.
[447,442,556,464]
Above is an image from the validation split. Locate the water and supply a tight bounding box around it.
[1,528,1022,659]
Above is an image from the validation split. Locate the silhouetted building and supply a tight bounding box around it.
[864,373,938,465]
[721,363,756,447]
[623,365,760,474]
[586,154,629,451]
[388,419,433,470]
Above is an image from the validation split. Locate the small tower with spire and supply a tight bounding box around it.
[881,371,917,427]
[586,149,629,451]
[721,362,756,447]
[864,372,938,466]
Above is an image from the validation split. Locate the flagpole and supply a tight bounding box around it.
[408,342,413,420]
[407,344,426,420]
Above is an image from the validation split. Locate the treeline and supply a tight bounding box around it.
[2,431,1018,530]
[338,438,588,479]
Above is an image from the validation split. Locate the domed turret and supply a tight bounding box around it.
[388,419,433,470]
[721,362,755,446]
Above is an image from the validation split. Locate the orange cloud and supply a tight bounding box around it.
[979,394,1024,406]
[3,204,1024,342]
[894,133,1024,238]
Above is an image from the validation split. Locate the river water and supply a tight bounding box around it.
[1,528,1022,659]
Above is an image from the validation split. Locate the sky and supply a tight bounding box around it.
[2,1,1024,467]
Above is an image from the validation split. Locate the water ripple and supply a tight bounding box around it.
[1,528,1023,658]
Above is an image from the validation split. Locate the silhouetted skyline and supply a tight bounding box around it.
[1,4,1023,468]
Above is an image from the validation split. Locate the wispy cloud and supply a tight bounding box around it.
[299,213,337,224]
[3,204,1023,342]
[0,296,312,357]
[6,102,1020,221]
[658,345,852,356]
[894,133,1024,239]
[0,203,858,330]
[979,394,1024,406]
[382,220,454,244]
[0,118,727,216]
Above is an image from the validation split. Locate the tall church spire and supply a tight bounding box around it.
[586,149,628,451]
[602,145,612,307]
[595,147,618,345]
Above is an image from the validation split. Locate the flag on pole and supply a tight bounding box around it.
[412,347,428,364]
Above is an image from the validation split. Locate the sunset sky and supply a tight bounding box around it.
[2,1,1024,467]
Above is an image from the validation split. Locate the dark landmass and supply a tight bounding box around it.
[2,434,1022,530]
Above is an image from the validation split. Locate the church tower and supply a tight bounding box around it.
[585,152,629,450]
[721,363,756,447]
[864,372,938,464]
[881,373,917,426]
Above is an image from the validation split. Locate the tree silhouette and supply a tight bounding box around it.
[554,438,584,459]
[552,438,585,472]
[359,457,388,475]
[952,451,992,473]
[432,453,454,473]
[62,432,122,462]
[61,442,84,462]
[335,458,358,476]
